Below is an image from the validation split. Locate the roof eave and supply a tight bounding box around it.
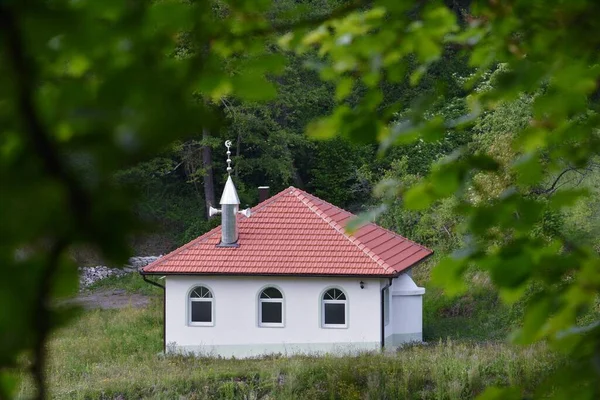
[140,251,434,278]
[390,250,434,276]
[140,271,398,278]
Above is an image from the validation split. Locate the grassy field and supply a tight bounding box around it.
[16,288,562,399]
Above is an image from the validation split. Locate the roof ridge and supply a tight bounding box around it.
[296,189,432,261]
[143,186,431,276]
[250,186,296,214]
[290,188,395,274]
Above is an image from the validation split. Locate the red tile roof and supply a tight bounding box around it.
[143,187,432,276]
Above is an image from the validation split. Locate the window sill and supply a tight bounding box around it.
[259,323,285,328]
[322,324,348,329]
[189,322,214,327]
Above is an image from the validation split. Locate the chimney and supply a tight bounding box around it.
[209,140,251,247]
[258,186,270,203]
[219,175,240,246]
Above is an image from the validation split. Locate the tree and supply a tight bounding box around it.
[202,128,216,217]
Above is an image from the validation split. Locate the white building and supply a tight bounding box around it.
[142,147,432,358]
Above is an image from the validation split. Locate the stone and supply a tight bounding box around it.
[78,255,161,290]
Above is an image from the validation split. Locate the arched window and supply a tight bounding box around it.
[258,287,284,327]
[189,286,214,326]
[322,288,347,328]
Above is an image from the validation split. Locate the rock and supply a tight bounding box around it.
[127,255,161,270]
[78,255,161,290]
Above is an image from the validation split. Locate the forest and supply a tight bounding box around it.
[120,64,600,259]
[2,0,600,399]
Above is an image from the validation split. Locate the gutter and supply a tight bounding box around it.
[139,270,166,353]
[380,278,393,350]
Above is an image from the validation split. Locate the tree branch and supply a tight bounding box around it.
[0,4,92,230]
[0,5,94,399]
[529,165,596,196]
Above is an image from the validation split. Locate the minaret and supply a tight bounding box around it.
[209,140,251,247]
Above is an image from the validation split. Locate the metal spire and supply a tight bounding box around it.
[209,140,251,247]
[220,140,240,205]
[225,140,233,175]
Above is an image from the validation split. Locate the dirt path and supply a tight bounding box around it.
[72,289,152,310]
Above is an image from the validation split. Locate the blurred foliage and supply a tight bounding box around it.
[279,1,600,399]
[2,0,600,399]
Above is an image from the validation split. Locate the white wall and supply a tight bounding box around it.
[384,272,425,350]
[165,276,382,358]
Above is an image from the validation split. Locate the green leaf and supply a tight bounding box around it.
[430,167,461,197]
[513,153,543,185]
[0,369,18,400]
[549,189,589,208]
[335,77,354,101]
[499,284,528,305]
[345,205,387,234]
[231,74,277,101]
[516,127,548,152]
[476,386,521,400]
[51,257,80,299]
[66,55,90,77]
[419,117,445,142]
[489,251,532,289]
[404,183,433,210]
[244,53,287,75]
[409,65,427,86]
[307,106,351,140]
[431,254,469,296]
[468,154,500,171]
[512,296,552,344]
[344,115,381,144]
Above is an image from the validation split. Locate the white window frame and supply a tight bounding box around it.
[188,285,214,327]
[258,287,284,328]
[321,287,348,329]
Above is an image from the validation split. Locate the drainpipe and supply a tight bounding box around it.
[139,270,166,353]
[381,278,393,350]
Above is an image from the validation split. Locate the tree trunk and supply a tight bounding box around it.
[235,132,241,178]
[292,161,304,188]
[202,128,215,219]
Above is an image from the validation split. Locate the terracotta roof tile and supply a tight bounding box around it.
[143,187,432,276]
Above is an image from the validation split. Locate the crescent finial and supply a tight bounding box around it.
[225,140,233,175]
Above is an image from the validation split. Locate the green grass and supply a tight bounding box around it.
[13,272,566,399]
[423,284,518,342]
[16,298,562,399]
[410,260,525,342]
